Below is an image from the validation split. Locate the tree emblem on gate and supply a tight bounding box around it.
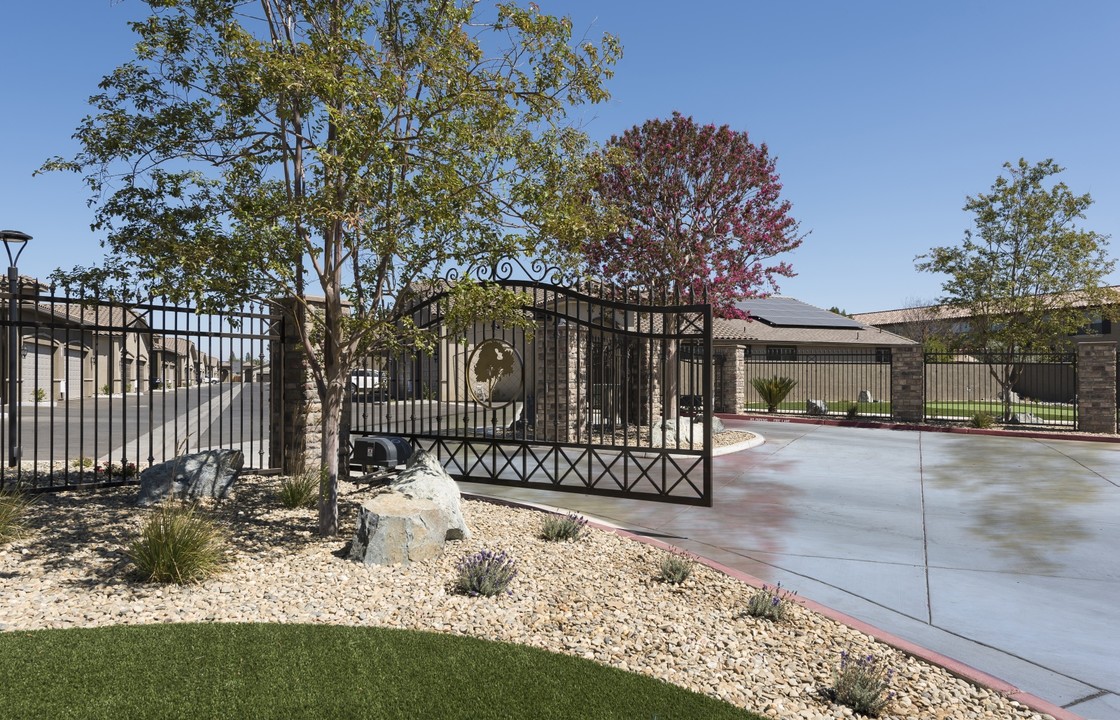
[467,338,524,408]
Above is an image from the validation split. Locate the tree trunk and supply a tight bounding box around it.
[318,376,344,536]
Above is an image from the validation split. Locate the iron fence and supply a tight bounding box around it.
[924,350,1077,427]
[0,286,279,490]
[742,348,893,419]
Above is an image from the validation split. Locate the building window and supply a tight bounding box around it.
[765,345,797,361]
[875,347,892,363]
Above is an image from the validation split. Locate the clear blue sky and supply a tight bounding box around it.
[3,1,1119,313]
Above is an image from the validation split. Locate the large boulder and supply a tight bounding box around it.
[349,493,448,566]
[390,450,470,540]
[806,399,829,416]
[136,449,244,506]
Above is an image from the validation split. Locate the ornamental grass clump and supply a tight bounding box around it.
[539,512,588,542]
[743,582,797,622]
[0,489,34,545]
[969,411,994,429]
[127,502,226,584]
[278,468,319,509]
[751,376,797,413]
[658,551,695,585]
[823,650,895,717]
[455,549,517,597]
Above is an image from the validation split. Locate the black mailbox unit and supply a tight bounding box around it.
[351,435,413,471]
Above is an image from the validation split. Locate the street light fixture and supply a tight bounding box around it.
[1,230,32,469]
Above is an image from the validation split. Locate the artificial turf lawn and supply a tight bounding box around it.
[0,623,767,720]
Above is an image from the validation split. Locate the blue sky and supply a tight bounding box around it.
[3,1,1119,313]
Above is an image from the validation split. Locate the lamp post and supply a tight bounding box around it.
[1,230,31,468]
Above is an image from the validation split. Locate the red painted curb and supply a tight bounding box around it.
[465,493,1086,720]
[717,412,1120,444]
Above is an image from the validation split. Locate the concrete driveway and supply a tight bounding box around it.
[459,419,1120,720]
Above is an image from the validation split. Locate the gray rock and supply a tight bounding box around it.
[136,449,244,506]
[348,493,448,565]
[858,389,874,403]
[390,450,470,540]
[710,416,727,434]
[1009,412,1041,425]
[806,399,829,416]
[650,416,696,448]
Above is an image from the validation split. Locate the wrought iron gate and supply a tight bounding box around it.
[350,263,714,506]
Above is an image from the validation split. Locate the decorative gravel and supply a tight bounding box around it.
[0,475,1053,720]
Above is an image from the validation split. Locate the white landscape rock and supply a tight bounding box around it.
[389,450,471,540]
[136,449,244,506]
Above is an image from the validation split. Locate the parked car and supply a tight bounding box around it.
[350,368,384,398]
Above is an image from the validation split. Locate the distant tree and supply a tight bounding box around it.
[42,0,619,535]
[892,297,955,353]
[585,112,804,318]
[916,158,1119,419]
[827,306,851,317]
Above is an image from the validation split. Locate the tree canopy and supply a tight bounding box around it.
[916,158,1118,417]
[584,112,803,317]
[42,0,620,534]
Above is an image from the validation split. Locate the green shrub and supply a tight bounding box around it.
[127,503,226,584]
[539,513,587,542]
[455,550,517,597]
[823,650,895,716]
[750,376,797,413]
[969,412,994,429]
[0,490,34,545]
[70,456,95,470]
[845,403,859,420]
[658,551,695,585]
[33,388,46,403]
[743,583,797,622]
[278,469,319,509]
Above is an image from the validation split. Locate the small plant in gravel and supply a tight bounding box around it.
[969,411,994,429]
[657,550,695,585]
[821,650,895,716]
[455,549,517,597]
[743,582,797,622]
[539,512,588,542]
[278,468,319,509]
[96,461,138,479]
[70,456,95,470]
[0,489,34,545]
[845,403,859,420]
[127,502,226,584]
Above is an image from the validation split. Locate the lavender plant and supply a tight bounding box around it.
[658,551,695,585]
[539,512,588,542]
[824,650,895,716]
[743,583,797,622]
[455,549,517,597]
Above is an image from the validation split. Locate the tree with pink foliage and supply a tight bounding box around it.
[587,112,803,318]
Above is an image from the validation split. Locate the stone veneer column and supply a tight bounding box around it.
[269,297,350,474]
[890,345,925,422]
[1077,341,1117,433]
[715,345,745,414]
[535,318,587,442]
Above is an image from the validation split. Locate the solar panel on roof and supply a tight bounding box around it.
[734,297,865,329]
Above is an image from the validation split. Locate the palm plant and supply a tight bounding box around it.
[751,376,797,413]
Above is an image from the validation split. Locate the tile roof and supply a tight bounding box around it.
[852,285,1120,326]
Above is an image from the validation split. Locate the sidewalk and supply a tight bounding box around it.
[460,419,1120,720]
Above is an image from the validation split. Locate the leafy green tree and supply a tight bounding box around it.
[916,158,1118,419]
[41,0,620,535]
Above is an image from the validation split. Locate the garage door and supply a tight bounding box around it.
[65,348,85,399]
[21,344,53,401]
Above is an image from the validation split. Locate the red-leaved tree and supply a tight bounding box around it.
[587,112,803,318]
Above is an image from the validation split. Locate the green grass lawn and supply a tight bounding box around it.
[742,400,1074,422]
[0,623,766,720]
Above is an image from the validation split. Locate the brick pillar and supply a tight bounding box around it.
[269,297,351,474]
[714,345,745,413]
[891,345,925,422]
[1077,341,1117,434]
[535,318,587,442]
